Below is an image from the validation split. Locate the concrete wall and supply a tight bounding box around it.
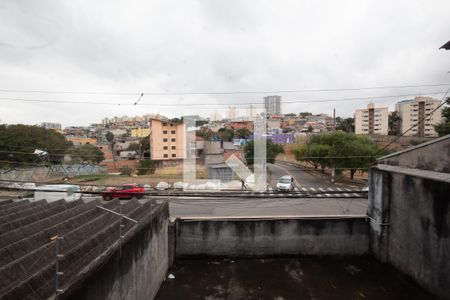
[175,217,369,257]
[376,135,450,172]
[368,166,450,300]
[66,202,169,300]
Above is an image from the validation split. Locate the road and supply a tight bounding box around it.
[160,163,368,219]
[268,162,365,190]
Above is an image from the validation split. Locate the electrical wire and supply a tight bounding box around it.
[374,88,450,155]
[0,91,446,107]
[0,83,449,96]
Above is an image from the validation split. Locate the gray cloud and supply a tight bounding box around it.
[0,0,449,126]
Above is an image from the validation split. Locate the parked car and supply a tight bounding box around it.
[155,181,170,191]
[101,184,144,200]
[276,175,295,192]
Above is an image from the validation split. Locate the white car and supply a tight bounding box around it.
[155,182,170,191]
[276,175,295,192]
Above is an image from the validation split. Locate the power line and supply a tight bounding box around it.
[0,91,446,107]
[374,88,450,155]
[0,83,449,96]
[0,149,381,159]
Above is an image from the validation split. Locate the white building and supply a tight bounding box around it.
[396,96,443,137]
[41,122,62,130]
[263,95,281,115]
[354,103,389,135]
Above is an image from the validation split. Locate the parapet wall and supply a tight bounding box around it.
[175,217,369,257]
[66,202,169,300]
[369,166,450,300]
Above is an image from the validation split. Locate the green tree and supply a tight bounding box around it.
[217,128,234,141]
[244,140,284,165]
[336,117,355,132]
[139,135,150,157]
[126,143,141,153]
[235,128,251,139]
[299,112,312,117]
[388,111,401,135]
[434,98,450,136]
[67,144,105,164]
[105,131,115,143]
[0,124,70,167]
[293,132,383,179]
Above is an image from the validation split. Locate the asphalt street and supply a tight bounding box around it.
[268,162,365,190]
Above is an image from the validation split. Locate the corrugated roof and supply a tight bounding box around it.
[0,198,163,299]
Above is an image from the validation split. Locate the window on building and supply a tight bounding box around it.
[171,154,176,158]
[163,130,168,134]
[171,138,176,142]
[171,130,176,134]
[164,154,168,158]
[162,122,167,126]
[171,146,176,150]
[163,146,168,150]
[163,138,168,142]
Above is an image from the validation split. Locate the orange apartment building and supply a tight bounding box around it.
[149,119,186,161]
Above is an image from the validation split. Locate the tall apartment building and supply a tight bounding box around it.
[41,122,62,130]
[149,119,186,160]
[354,103,389,135]
[263,95,281,115]
[396,96,443,137]
[227,107,238,119]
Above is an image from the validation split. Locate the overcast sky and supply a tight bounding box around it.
[0,0,449,127]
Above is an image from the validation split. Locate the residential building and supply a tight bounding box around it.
[149,119,186,160]
[267,118,281,133]
[354,103,389,135]
[66,136,97,146]
[396,96,443,137]
[41,122,62,130]
[227,107,238,119]
[263,95,281,115]
[131,127,151,138]
[227,121,254,131]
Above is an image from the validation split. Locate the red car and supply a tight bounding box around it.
[102,184,145,200]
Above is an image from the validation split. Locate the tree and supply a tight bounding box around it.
[434,98,450,136]
[67,144,105,164]
[235,128,251,139]
[299,112,312,117]
[217,128,234,141]
[244,140,284,165]
[292,132,384,179]
[105,131,115,143]
[0,124,70,167]
[139,135,150,157]
[126,143,141,153]
[336,117,355,132]
[388,111,401,135]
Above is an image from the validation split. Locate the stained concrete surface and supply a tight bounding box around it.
[155,257,437,300]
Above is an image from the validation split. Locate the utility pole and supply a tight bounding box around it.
[331,108,336,183]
